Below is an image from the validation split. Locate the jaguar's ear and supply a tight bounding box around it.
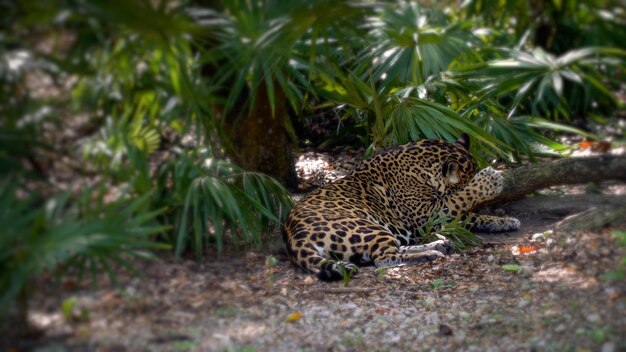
[455,133,470,150]
[442,162,460,184]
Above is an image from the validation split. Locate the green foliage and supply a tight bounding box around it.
[174,158,293,258]
[456,47,625,120]
[460,0,626,51]
[431,278,454,290]
[0,0,295,261]
[61,297,90,323]
[317,67,503,158]
[265,256,279,269]
[361,2,475,86]
[501,264,523,272]
[310,1,624,162]
[336,262,357,287]
[0,179,169,315]
[115,147,293,258]
[417,213,479,251]
[192,0,363,117]
[603,230,626,282]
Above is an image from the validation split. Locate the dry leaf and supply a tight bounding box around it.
[579,140,593,150]
[286,311,302,322]
[519,246,538,254]
[591,141,611,153]
[374,307,391,314]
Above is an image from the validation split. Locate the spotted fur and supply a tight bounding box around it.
[283,135,520,280]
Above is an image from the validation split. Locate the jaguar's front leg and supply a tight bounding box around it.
[441,166,504,217]
[399,236,453,255]
[466,212,521,232]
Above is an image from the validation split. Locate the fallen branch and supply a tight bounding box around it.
[312,287,376,294]
[487,155,626,204]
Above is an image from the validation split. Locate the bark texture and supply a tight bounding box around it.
[489,155,626,204]
[225,84,298,190]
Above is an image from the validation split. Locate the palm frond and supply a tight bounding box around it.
[455,47,626,119]
[0,179,169,313]
[175,160,294,259]
[358,2,474,88]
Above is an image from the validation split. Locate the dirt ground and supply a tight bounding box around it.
[5,176,626,352]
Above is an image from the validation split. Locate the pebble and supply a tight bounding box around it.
[604,287,619,300]
[602,342,616,352]
[586,313,601,323]
[531,233,545,241]
[453,329,467,342]
[518,298,530,308]
[423,296,436,305]
[554,324,566,332]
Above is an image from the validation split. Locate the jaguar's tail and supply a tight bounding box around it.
[317,260,359,281]
[285,238,359,281]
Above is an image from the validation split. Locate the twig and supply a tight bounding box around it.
[454,272,485,278]
[312,287,376,294]
[469,319,502,330]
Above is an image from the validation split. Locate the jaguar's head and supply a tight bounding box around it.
[438,133,479,194]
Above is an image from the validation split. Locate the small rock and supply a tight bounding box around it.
[604,287,620,301]
[518,298,530,308]
[438,323,454,336]
[601,341,616,352]
[424,296,436,305]
[459,311,470,319]
[453,329,466,342]
[554,324,566,332]
[586,313,601,323]
[531,233,545,241]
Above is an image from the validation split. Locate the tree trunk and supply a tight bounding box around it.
[224,84,298,190]
[488,155,626,205]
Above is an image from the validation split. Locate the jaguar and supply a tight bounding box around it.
[283,134,520,280]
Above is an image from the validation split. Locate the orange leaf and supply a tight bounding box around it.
[519,246,538,254]
[286,311,302,322]
[579,140,593,150]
